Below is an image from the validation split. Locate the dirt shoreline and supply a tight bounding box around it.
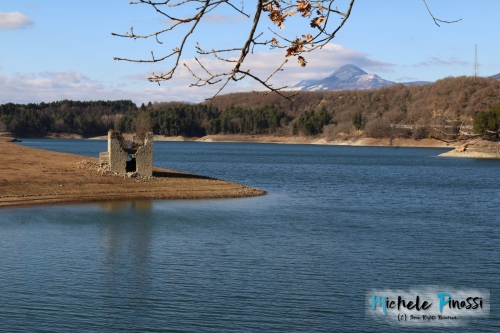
[193,135,455,148]
[4,131,451,147]
[85,133,455,148]
[0,137,266,209]
[182,135,500,158]
[3,131,458,148]
[6,132,500,158]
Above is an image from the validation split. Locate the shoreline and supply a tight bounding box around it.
[22,132,455,148]
[6,132,500,159]
[193,135,454,148]
[0,137,266,209]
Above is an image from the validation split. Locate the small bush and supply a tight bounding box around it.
[474,105,500,134]
[364,119,391,138]
[324,122,353,139]
[412,126,429,140]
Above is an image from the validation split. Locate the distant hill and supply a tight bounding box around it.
[491,73,500,80]
[3,76,499,141]
[208,76,500,120]
[402,81,433,86]
[288,64,431,91]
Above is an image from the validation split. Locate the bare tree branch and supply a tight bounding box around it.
[113,0,461,100]
[422,0,462,27]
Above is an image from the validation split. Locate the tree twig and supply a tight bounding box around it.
[422,0,462,27]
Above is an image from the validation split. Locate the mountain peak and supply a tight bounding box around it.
[287,64,432,92]
[328,64,367,81]
[289,64,394,92]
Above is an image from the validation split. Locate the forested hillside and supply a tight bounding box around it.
[206,76,500,139]
[1,76,499,140]
[0,100,137,136]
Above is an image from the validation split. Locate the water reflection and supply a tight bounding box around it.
[99,202,155,322]
[98,201,128,211]
[98,200,154,211]
[131,201,154,211]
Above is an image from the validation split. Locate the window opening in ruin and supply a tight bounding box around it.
[126,156,136,173]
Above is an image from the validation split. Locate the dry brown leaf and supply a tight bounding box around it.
[302,34,313,42]
[297,1,312,17]
[286,46,298,57]
[269,10,282,22]
[310,16,325,28]
[286,38,306,57]
[298,56,307,67]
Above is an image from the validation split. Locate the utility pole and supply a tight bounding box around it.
[473,44,478,81]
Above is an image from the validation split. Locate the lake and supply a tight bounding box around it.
[1,139,498,332]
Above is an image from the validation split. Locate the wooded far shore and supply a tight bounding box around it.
[2,76,500,143]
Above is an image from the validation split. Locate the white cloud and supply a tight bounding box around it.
[39,70,90,84]
[0,44,394,105]
[0,11,34,30]
[125,43,394,100]
[0,70,200,105]
[242,43,394,82]
[14,72,37,79]
[414,56,469,67]
[201,14,248,23]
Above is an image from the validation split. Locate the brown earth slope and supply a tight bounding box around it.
[0,137,266,208]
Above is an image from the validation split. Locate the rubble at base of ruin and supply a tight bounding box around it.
[99,130,153,177]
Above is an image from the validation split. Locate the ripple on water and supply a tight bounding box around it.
[1,140,499,332]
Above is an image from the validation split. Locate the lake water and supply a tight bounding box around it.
[1,139,499,332]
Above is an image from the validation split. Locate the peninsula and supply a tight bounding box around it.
[0,137,266,209]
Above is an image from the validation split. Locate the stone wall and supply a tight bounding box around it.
[135,132,153,177]
[108,130,128,174]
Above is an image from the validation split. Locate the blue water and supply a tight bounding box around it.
[1,139,499,332]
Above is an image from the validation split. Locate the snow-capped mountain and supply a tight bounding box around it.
[290,79,320,90]
[289,64,395,91]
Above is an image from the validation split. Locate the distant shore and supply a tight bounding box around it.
[0,137,266,209]
[4,131,500,159]
[87,133,454,148]
[192,135,454,148]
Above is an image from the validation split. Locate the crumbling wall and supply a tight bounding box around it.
[99,152,109,168]
[135,132,153,177]
[108,130,128,174]
[99,130,153,177]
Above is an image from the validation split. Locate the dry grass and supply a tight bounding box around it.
[0,137,266,209]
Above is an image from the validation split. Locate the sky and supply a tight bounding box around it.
[1,0,499,105]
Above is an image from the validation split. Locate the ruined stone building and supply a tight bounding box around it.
[99,130,153,177]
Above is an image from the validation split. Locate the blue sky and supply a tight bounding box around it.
[1,0,499,105]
